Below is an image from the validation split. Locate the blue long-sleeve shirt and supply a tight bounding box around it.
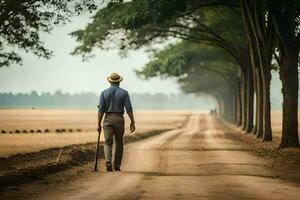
[98,85,133,114]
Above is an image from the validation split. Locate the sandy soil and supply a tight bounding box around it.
[2,114,300,200]
[0,109,189,157]
[224,121,300,185]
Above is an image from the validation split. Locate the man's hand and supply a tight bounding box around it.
[130,122,135,133]
[98,111,104,132]
[127,112,135,133]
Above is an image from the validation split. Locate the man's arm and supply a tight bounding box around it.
[124,91,135,133]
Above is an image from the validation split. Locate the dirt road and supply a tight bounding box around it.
[29,114,300,199]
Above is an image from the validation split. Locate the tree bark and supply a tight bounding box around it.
[252,67,258,135]
[232,81,238,124]
[230,89,235,123]
[261,66,272,141]
[241,74,247,130]
[279,50,299,148]
[245,66,254,133]
[235,79,242,126]
[255,67,264,138]
[218,98,224,119]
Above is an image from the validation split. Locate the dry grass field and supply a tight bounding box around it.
[271,110,300,140]
[271,110,285,138]
[1,109,299,158]
[0,109,191,157]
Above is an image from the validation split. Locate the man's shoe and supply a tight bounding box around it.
[114,167,121,171]
[106,162,113,172]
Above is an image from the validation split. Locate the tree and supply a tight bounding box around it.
[269,0,300,147]
[0,0,97,67]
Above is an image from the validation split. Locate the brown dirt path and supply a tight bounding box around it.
[3,114,300,200]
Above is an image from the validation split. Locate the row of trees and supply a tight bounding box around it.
[0,91,97,108]
[70,0,300,148]
[1,1,299,148]
[0,91,215,109]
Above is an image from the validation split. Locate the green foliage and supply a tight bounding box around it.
[200,7,245,46]
[71,0,242,58]
[136,41,239,97]
[0,0,97,67]
[135,43,191,78]
[268,0,300,45]
[179,69,231,95]
[136,41,238,78]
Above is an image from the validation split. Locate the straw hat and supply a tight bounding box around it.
[107,73,123,83]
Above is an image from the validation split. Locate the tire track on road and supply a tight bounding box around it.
[121,114,199,200]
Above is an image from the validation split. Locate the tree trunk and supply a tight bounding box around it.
[255,67,264,138]
[236,81,242,126]
[279,50,299,148]
[261,66,272,141]
[231,91,235,123]
[218,98,224,119]
[228,90,234,123]
[224,97,231,122]
[245,67,254,133]
[230,80,238,124]
[232,82,238,124]
[252,67,258,135]
[221,99,225,120]
[241,74,247,129]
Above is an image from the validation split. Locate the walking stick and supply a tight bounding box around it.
[94,127,101,172]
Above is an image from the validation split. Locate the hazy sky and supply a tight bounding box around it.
[0,13,180,95]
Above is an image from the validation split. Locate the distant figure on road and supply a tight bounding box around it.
[97,73,135,172]
[210,108,217,115]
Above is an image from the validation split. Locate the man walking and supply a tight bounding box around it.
[97,73,135,172]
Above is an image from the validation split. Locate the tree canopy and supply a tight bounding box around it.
[70,0,242,59]
[0,0,97,67]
